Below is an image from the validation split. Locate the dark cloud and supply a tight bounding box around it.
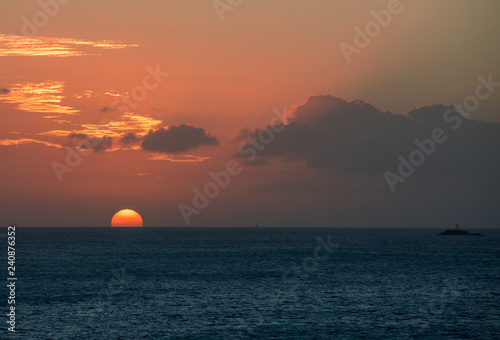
[233,127,253,142]
[141,125,218,153]
[121,132,140,145]
[246,157,269,166]
[79,136,113,152]
[98,106,117,113]
[93,136,112,152]
[69,133,88,139]
[238,95,500,178]
[0,88,10,95]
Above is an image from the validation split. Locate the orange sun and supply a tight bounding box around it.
[111,209,143,227]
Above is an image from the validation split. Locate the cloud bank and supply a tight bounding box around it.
[238,95,500,178]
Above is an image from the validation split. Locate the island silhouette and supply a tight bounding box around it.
[438,224,484,236]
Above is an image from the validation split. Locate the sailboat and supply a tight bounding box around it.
[255,222,259,228]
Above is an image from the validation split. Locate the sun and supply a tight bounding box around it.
[111,209,143,227]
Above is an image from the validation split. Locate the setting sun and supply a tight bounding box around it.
[111,209,143,227]
[1,0,499,337]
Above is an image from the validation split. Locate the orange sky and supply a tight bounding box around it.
[1,1,499,227]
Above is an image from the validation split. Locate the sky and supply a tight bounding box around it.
[1,0,499,227]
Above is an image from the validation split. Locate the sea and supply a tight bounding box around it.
[7,227,500,339]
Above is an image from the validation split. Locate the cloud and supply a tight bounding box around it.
[142,125,218,153]
[40,113,162,139]
[1,115,215,158]
[88,136,113,152]
[245,157,269,166]
[121,132,140,145]
[0,133,117,153]
[0,138,64,148]
[0,88,10,95]
[0,81,79,115]
[99,106,117,113]
[69,133,88,139]
[232,127,253,142]
[146,154,211,163]
[238,94,500,178]
[0,34,139,58]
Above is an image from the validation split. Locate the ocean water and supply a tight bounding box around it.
[9,227,500,339]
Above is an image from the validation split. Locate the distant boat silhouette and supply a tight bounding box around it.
[255,222,259,228]
[438,224,484,236]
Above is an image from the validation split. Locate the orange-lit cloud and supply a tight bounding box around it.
[131,172,154,176]
[39,113,163,138]
[0,111,213,163]
[23,113,162,153]
[0,136,212,164]
[0,34,139,57]
[0,138,64,148]
[74,90,123,100]
[0,80,79,115]
[84,113,163,137]
[104,91,121,97]
[147,154,211,163]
